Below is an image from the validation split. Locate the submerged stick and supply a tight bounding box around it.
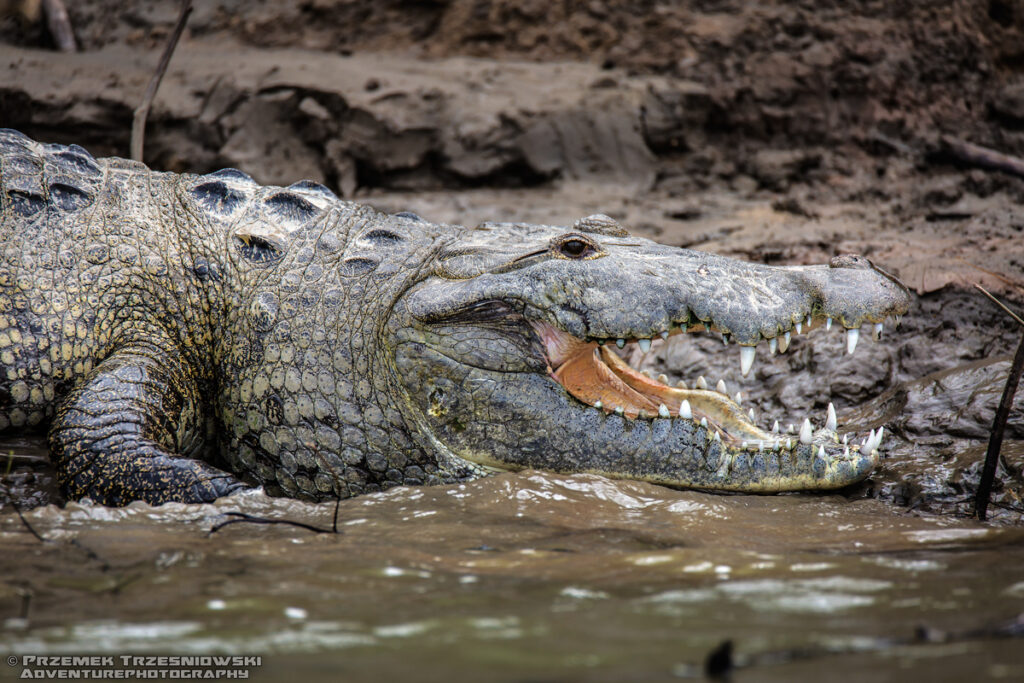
[11,501,49,543]
[209,511,340,535]
[974,287,1024,521]
[941,135,1024,180]
[130,0,193,162]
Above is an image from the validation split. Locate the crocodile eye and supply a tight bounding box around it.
[561,239,588,257]
[552,233,600,260]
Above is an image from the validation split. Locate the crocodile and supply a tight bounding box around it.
[0,129,911,506]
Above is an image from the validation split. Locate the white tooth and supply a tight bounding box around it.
[817,445,825,458]
[704,323,711,333]
[842,433,848,446]
[700,417,708,428]
[696,376,708,390]
[616,338,626,348]
[742,441,748,449]
[771,420,780,434]
[894,315,901,328]
[846,328,859,355]
[679,400,692,419]
[713,431,721,442]
[779,332,790,353]
[740,345,756,376]
[867,427,884,453]
[748,408,756,421]
[716,379,728,395]
[722,333,729,345]
[785,438,793,450]
[806,314,812,328]
[676,379,689,390]
[826,317,833,331]
[843,446,850,457]
[758,441,764,452]
[769,337,777,355]
[800,418,813,444]
[796,321,803,335]
[658,403,670,418]
[787,423,795,434]
[825,403,837,432]
[641,369,653,378]
[657,373,669,385]
[873,323,883,341]
[660,330,669,340]
[615,406,624,415]
[734,392,743,405]
[593,400,603,409]
[638,338,652,353]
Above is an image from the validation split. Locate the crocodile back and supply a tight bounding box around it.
[0,130,216,434]
[0,130,112,430]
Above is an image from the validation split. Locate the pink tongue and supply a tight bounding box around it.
[531,321,594,368]
[553,347,660,419]
[543,327,769,442]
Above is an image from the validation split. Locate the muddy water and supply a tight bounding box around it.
[2,463,1024,681]
[2,291,1023,681]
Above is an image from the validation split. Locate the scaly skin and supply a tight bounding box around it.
[0,130,911,505]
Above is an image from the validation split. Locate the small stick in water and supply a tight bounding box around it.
[974,286,1024,521]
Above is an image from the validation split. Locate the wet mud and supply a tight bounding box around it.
[2,0,1024,679]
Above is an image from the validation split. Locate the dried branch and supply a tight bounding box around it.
[941,135,1024,180]
[41,0,76,52]
[130,0,193,162]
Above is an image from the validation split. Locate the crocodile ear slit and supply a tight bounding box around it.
[234,233,284,263]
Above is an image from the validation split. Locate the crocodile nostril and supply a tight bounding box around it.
[829,254,873,269]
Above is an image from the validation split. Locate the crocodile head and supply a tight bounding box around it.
[390,214,911,492]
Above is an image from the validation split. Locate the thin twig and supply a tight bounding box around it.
[130,0,193,161]
[956,258,1024,296]
[11,501,49,544]
[941,135,1024,180]
[209,511,340,535]
[41,0,76,52]
[974,288,1024,521]
[975,284,1024,328]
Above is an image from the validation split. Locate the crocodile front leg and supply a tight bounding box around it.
[48,345,246,506]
